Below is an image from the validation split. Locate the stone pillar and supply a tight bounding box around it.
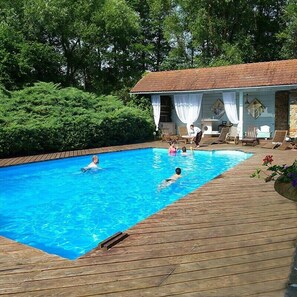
[289,90,297,138]
[275,91,289,131]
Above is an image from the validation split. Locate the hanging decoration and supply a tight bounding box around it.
[247,98,265,119]
[211,99,225,118]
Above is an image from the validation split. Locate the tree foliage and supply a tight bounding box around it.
[277,0,297,58]
[1,0,296,157]
[0,0,293,94]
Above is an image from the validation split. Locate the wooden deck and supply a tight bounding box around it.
[1,142,297,296]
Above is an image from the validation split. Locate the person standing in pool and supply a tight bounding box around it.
[81,155,99,172]
[168,142,178,154]
[181,146,187,155]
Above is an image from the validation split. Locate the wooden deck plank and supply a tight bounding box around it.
[4,266,288,297]
[1,236,294,281]
[0,142,296,296]
[1,247,292,288]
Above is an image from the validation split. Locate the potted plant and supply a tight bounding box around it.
[251,155,297,201]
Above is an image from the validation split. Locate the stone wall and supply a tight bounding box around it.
[290,90,297,138]
[275,91,289,131]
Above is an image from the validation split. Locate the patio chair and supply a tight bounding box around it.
[241,126,258,146]
[257,125,271,139]
[177,126,191,144]
[226,126,239,144]
[261,130,288,149]
[160,128,172,143]
[200,127,230,146]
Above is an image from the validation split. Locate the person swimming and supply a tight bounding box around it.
[165,167,182,182]
[81,155,99,172]
[158,167,182,190]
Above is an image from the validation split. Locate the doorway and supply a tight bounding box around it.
[160,96,172,122]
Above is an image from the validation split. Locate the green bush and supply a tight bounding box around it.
[0,82,154,157]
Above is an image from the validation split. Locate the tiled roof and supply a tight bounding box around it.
[130,59,297,94]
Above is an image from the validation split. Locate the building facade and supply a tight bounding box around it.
[131,59,297,139]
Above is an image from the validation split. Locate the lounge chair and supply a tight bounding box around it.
[200,127,230,146]
[177,126,192,144]
[226,126,239,144]
[261,130,288,149]
[160,128,171,142]
[242,126,258,146]
[211,127,230,144]
[160,128,179,143]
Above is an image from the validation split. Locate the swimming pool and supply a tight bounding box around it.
[0,148,252,259]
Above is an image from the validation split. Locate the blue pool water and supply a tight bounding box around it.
[0,148,252,259]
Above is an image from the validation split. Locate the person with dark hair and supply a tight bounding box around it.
[166,167,182,181]
[189,124,202,147]
[158,167,182,190]
[181,146,187,155]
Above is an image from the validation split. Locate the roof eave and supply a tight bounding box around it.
[130,84,297,95]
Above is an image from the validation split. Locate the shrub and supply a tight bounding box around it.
[0,82,154,157]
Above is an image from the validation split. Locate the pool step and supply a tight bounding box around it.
[99,231,129,250]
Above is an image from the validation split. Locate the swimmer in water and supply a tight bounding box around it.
[158,167,182,190]
[81,155,99,172]
[181,146,187,155]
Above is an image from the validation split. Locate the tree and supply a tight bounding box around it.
[0,0,290,92]
[0,22,27,89]
[162,1,195,69]
[93,0,142,93]
[22,0,101,88]
[250,0,287,62]
[277,0,297,58]
[162,0,286,68]
[0,0,64,89]
[126,0,172,73]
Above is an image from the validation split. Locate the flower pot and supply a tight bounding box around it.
[274,177,297,202]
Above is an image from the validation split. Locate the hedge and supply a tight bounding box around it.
[0,82,154,157]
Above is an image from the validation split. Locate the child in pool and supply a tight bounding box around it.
[168,142,178,154]
[181,146,187,155]
[158,167,182,190]
[165,167,182,182]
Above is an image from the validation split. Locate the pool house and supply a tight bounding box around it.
[131,59,297,139]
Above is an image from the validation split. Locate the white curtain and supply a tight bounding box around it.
[173,93,203,130]
[151,94,161,130]
[223,92,239,124]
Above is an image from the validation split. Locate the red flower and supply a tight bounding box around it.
[251,155,297,188]
[263,155,273,165]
